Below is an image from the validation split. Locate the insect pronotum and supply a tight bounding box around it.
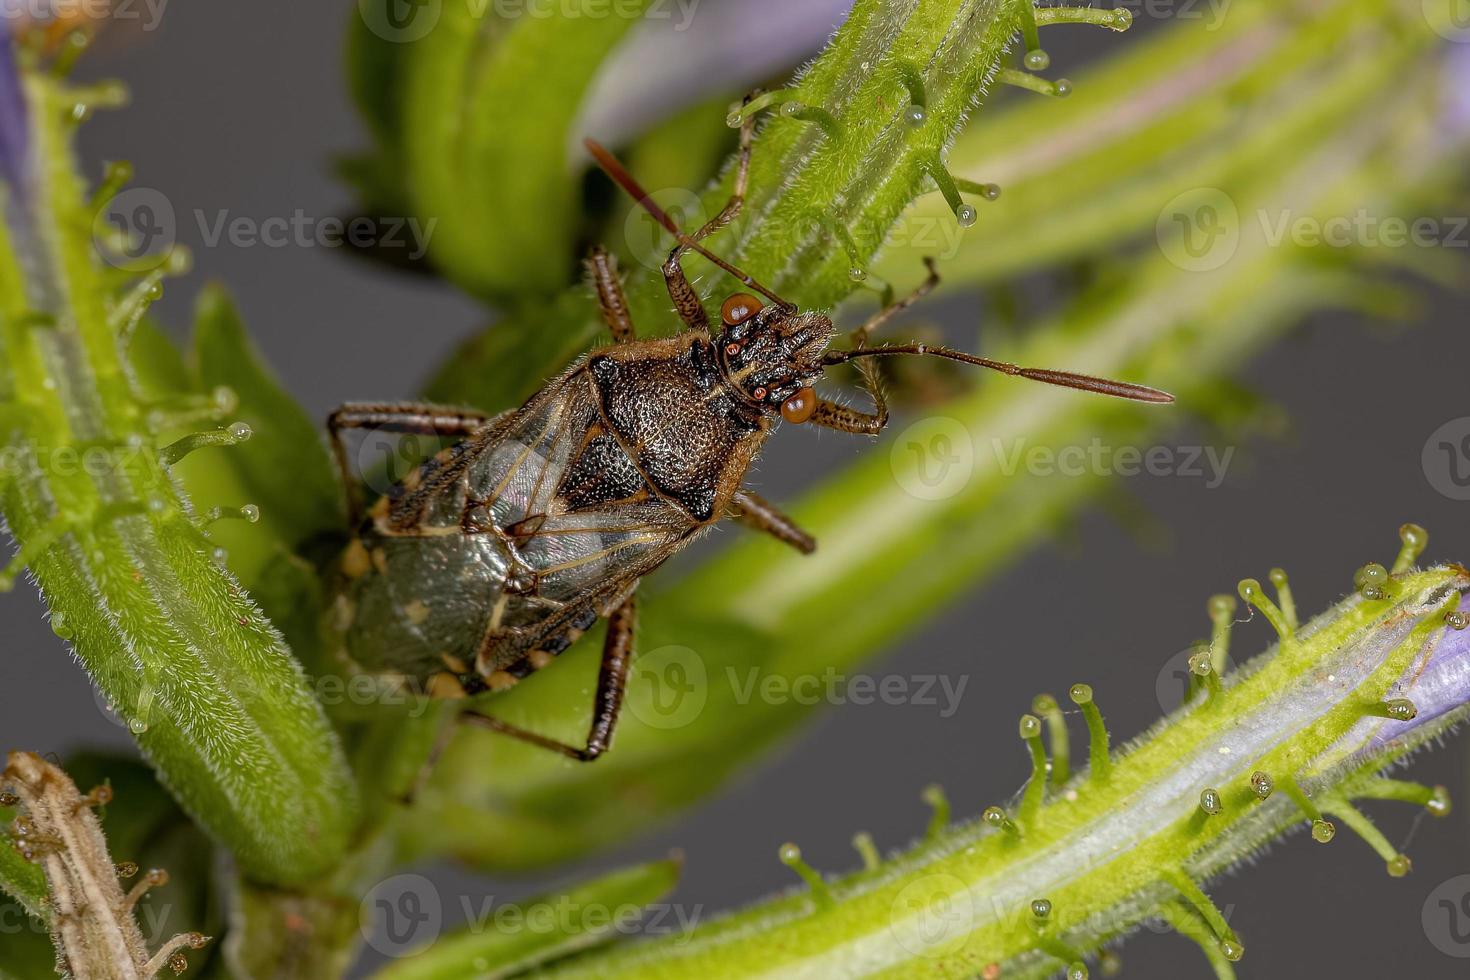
[324,100,1172,765]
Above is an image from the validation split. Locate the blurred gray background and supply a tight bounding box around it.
[3,2,1469,977]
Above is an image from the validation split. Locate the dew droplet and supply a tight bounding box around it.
[1445,610,1468,631]
[115,861,138,878]
[50,611,74,639]
[982,806,1007,828]
[955,203,977,227]
[1187,650,1212,676]
[1112,8,1134,29]
[1219,939,1244,962]
[905,104,927,127]
[1054,78,1073,97]
[1069,683,1093,705]
[227,421,253,442]
[1250,771,1274,800]
[780,100,806,118]
[1067,963,1089,980]
[1019,714,1042,739]
[240,504,261,523]
[211,547,228,565]
[980,183,1001,201]
[1199,788,1223,815]
[1428,785,1452,817]
[1311,819,1336,843]
[1237,578,1262,602]
[848,266,867,282]
[1031,898,1052,920]
[1386,854,1412,878]
[128,717,149,735]
[725,111,743,128]
[1024,49,1051,71]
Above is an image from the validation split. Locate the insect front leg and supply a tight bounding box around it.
[811,259,943,436]
[461,596,637,762]
[730,489,815,554]
[661,90,760,332]
[587,245,636,344]
[327,402,489,525]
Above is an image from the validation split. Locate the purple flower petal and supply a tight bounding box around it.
[0,35,28,194]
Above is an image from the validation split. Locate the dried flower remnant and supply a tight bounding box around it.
[2,752,210,978]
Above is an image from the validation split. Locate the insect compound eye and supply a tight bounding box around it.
[721,292,763,326]
[780,388,817,424]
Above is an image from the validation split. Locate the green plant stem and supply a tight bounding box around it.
[532,565,1470,977]
[0,50,357,886]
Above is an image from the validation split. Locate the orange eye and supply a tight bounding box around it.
[725,342,741,357]
[781,388,817,424]
[721,292,763,326]
[751,386,768,400]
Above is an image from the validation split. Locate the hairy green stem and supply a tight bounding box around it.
[534,561,1470,977]
[0,46,357,886]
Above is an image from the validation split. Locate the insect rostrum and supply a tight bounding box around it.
[324,107,1172,763]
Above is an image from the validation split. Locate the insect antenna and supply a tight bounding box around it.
[583,137,797,311]
[824,344,1175,404]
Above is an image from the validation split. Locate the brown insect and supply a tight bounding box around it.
[324,107,1172,762]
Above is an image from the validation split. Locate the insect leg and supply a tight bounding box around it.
[659,90,761,332]
[809,259,944,436]
[730,489,816,554]
[327,402,488,525]
[849,257,940,347]
[461,596,637,762]
[587,245,636,344]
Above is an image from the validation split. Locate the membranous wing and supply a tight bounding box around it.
[340,367,695,686]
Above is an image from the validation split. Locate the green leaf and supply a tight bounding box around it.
[185,283,343,574]
[0,835,48,925]
[348,0,654,301]
[373,859,682,980]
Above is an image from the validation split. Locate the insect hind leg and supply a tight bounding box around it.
[460,596,637,762]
